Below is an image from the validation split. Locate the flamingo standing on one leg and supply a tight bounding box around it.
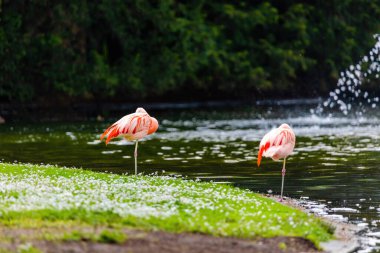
[257,124,296,201]
[100,108,159,175]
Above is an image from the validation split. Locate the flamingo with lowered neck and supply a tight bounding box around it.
[100,107,158,175]
[257,123,296,201]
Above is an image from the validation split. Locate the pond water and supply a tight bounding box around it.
[1,103,380,252]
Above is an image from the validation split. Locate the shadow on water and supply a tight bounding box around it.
[2,103,380,252]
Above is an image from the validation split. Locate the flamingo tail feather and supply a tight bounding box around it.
[100,128,111,141]
[105,127,120,144]
[100,124,120,145]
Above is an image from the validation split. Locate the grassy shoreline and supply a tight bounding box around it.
[0,162,332,247]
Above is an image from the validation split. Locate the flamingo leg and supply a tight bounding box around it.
[280,157,287,202]
[134,140,139,175]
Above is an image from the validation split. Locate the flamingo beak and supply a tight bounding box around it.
[257,147,264,167]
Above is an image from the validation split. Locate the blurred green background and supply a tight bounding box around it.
[0,0,379,103]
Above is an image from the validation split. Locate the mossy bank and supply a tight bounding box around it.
[0,162,332,250]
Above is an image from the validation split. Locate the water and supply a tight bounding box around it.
[1,104,380,252]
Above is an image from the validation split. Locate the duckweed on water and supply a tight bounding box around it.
[0,162,332,245]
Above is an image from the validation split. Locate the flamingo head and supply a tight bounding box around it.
[136,107,147,114]
[148,117,159,135]
[279,123,291,129]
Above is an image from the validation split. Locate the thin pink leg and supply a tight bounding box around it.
[280,158,287,202]
[134,141,138,175]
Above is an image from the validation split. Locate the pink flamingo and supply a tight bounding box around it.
[257,124,296,201]
[100,108,159,175]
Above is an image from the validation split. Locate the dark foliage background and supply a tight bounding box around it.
[0,0,379,103]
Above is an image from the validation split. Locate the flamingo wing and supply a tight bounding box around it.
[257,125,296,166]
[265,131,288,160]
[100,115,131,144]
[122,114,151,141]
[100,113,152,144]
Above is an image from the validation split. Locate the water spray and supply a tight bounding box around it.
[316,34,380,116]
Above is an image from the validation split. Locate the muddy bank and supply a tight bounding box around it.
[0,227,318,253]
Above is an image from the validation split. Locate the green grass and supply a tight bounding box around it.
[278,242,287,250]
[0,162,333,246]
[62,229,127,244]
[17,244,42,253]
[97,230,127,244]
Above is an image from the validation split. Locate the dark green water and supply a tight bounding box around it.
[1,105,380,252]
